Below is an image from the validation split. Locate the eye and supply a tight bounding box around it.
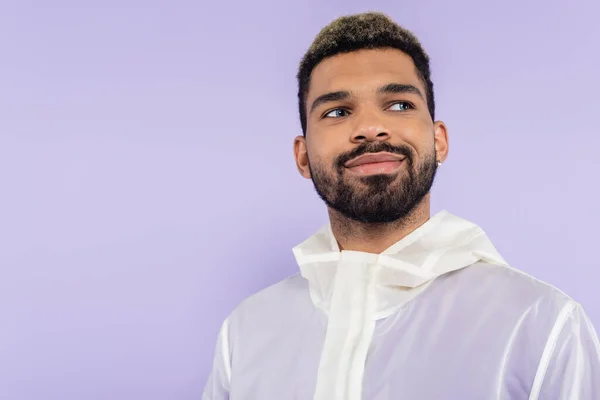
[323,108,350,118]
[387,102,414,111]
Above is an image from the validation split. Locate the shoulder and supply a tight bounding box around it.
[220,274,317,368]
[462,264,600,397]
[449,261,576,312]
[434,261,580,346]
[226,273,314,333]
[233,273,310,313]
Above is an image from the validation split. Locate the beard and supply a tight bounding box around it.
[308,141,438,224]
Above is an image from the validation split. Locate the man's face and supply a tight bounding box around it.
[294,48,449,223]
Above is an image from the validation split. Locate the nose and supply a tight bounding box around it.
[350,111,391,144]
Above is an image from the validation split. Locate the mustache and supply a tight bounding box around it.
[335,142,414,169]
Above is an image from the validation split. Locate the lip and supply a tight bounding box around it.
[344,152,406,168]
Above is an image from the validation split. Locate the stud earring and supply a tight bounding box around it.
[437,161,443,168]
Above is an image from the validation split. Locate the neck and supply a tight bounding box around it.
[328,195,431,254]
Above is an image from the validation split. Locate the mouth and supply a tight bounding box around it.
[344,152,406,176]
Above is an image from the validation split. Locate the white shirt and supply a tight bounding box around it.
[203,211,600,399]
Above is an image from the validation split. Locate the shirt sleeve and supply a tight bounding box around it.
[531,302,600,399]
[202,319,232,400]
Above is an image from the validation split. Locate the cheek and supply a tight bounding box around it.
[307,139,340,167]
[308,152,333,173]
[395,120,434,150]
[309,121,351,147]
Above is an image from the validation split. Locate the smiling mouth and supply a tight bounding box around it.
[344,152,406,176]
[346,159,404,176]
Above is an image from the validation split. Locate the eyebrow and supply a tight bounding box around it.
[309,83,425,115]
[377,83,424,100]
[309,90,351,115]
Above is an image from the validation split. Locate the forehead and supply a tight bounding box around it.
[308,48,423,99]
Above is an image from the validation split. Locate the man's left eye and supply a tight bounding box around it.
[388,102,413,111]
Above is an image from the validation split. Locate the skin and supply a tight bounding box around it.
[293,48,449,254]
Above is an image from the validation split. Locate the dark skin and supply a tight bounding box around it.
[294,48,449,254]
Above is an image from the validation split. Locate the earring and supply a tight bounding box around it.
[437,161,443,168]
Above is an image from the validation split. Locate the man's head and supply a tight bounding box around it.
[293,12,449,224]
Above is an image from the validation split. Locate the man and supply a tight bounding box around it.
[203,12,600,399]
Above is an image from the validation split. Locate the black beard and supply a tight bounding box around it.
[308,141,438,224]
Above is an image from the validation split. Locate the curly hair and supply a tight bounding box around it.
[297,12,435,135]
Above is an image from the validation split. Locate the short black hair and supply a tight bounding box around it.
[297,12,435,136]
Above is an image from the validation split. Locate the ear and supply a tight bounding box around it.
[293,135,311,179]
[433,121,449,163]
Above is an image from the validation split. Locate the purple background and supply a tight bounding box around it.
[1,0,599,399]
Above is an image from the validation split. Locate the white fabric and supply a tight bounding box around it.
[203,210,600,399]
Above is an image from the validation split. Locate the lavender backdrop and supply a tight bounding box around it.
[1,0,598,399]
